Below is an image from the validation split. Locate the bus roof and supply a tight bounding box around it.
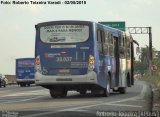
[35,20,129,38]
[36,20,123,32]
[36,20,93,27]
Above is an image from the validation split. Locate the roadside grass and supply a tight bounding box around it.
[141,71,160,88]
[141,71,160,111]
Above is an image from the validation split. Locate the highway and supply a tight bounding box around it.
[0,80,153,117]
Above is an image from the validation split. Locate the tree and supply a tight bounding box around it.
[136,45,157,74]
[134,60,146,75]
[139,45,149,67]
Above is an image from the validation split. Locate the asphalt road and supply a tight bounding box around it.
[0,80,155,117]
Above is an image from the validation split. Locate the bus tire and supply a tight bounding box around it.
[27,84,30,87]
[119,87,126,94]
[113,89,119,92]
[127,73,131,87]
[80,90,87,95]
[61,90,67,97]
[49,89,67,98]
[50,89,57,98]
[20,84,23,87]
[20,83,26,87]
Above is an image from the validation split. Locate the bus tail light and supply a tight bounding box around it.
[35,56,41,72]
[88,55,95,71]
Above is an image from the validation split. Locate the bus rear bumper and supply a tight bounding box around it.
[35,71,98,85]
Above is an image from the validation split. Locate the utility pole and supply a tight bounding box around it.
[149,27,152,75]
[126,27,153,75]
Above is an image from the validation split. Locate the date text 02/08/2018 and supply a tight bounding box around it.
[63,1,86,4]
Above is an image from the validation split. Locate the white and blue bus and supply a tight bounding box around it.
[35,20,137,98]
[16,58,35,87]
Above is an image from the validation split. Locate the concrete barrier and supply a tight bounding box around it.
[5,75,16,85]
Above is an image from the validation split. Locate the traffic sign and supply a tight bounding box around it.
[99,21,126,31]
[151,64,158,72]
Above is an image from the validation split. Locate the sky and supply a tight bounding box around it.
[0,0,160,74]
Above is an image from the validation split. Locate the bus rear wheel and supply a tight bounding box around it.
[119,87,126,94]
[20,83,26,87]
[27,84,30,87]
[80,90,87,95]
[127,73,131,87]
[50,89,57,98]
[49,89,67,98]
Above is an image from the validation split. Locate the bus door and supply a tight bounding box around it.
[119,35,127,87]
[97,29,106,87]
[114,36,119,86]
[131,39,134,85]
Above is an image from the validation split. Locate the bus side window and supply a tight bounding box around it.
[103,31,109,55]
[105,32,114,56]
[97,29,105,54]
[97,30,101,42]
[122,36,125,47]
[109,33,114,56]
[97,30,103,54]
[126,37,131,59]
[114,36,118,56]
[127,49,131,59]
[119,35,123,47]
[119,35,125,58]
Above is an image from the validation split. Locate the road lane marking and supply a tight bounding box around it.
[104,103,142,108]
[1,95,47,104]
[19,98,143,117]
[3,90,49,97]
[62,92,145,111]
[0,89,49,104]
[59,103,103,111]
[21,111,59,117]
[20,81,147,114]
[60,100,142,112]
[9,81,149,117]
[59,82,147,112]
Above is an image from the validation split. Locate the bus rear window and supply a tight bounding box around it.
[40,25,89,43]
